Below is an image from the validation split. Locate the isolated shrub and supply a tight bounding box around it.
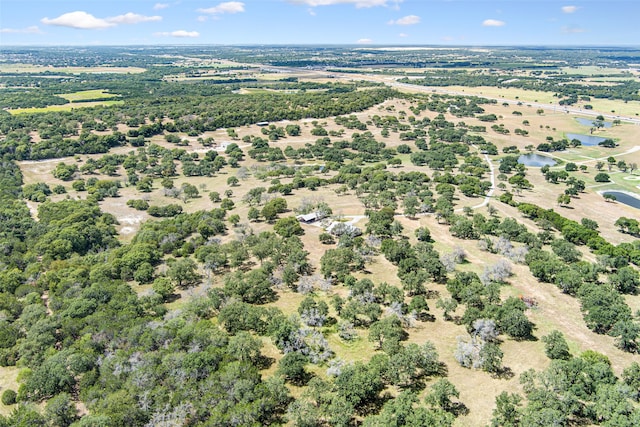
[319,233,335,244]
[2,389,17,405]
[127,199,149,211]
[454,335,483,369]
[72,180,86,191]
[481,259,513,284]
[53,163,78,181]
[565,162,578,172]
[52,185,67,194]
[338,321,357,341]
[23,182,51,202]
[148,204,183,217]
[542,330,571,360]
[415,226,432,242]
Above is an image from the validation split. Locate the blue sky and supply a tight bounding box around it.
[0,1,638,46]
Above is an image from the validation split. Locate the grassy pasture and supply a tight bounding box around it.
[0,366,19,415]
[404,84,640,118]
[419,85,559,105]
[6,89,121,115]
[559,65,637,76]
[59,89,119,102]
[8,100,124,115]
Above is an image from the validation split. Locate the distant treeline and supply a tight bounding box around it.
[398,71,640,102]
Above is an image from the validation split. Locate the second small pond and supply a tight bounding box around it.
[518,153,557,167]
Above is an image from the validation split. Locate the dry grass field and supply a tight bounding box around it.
[6,89,122,115]
[8,100,125,115]
[0,367,19,416]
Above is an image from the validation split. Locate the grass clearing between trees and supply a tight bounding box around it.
[8,100,124,115]
[58,90,119,102]
[0,366,19,416]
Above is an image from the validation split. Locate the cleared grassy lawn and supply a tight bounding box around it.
[8,100,124,115]
[415,84,640,118]
[559,66,637,76]
[59,90,119,102]
[0,366,19,416]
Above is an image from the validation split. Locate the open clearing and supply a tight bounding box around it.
[59,89,119,102]
[8,100,125,115]
[0,366,19,416]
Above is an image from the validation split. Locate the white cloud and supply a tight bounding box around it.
[107,13,162,25]
[154,3,170,10]
[388,15,420,26]
[197,15,209,22]
[289,0,397,8]
[155,30,200,38]
[198,2,245,15]
[562,26,585,33]
[357,38,373,44]
[308,8,317,16]
[0,26,42,34]
[482,19,505,27]
[398,33,408,37]
[562,5,579,14]
[41,11,115,30]
[41,11,162,30]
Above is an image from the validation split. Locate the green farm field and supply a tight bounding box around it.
[8,100,124,115]
[58,89,119,102]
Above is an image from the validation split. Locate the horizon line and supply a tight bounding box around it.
[2,43,640,49]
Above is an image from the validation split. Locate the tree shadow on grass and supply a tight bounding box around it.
[289,371,315,387]
[426,289,441,299]
[418,313,436,322]
[449,402,470,417]
[513,331,539,342]
[492,366,515,380]
[165,293,181,303]
[357,394,391,417]
[257,355,275,370]
[435,362,449,377]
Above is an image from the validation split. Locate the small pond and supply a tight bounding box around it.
[602,191,640,209]
[565,133,608,146]
[518,153,557,167]
[576,117,612,128]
